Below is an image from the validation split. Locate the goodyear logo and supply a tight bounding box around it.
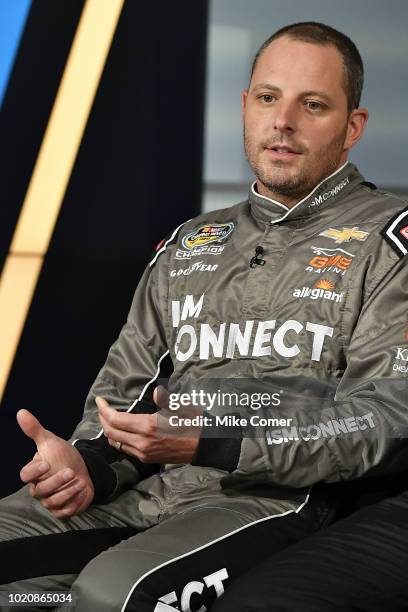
[182,223,234,250]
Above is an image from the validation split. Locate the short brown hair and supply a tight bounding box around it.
[251,22,364,113]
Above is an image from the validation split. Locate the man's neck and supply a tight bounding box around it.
[255,183,309,208]
[255,160,349,209]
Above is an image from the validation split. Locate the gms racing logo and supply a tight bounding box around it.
[175,223,234,259]
[306,245,354,277]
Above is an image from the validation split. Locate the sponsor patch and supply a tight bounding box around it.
[266,412,376,445]
[171,295,334,362]
[182,223,234,250]
[175,245,225,259]
[381,206,408,257]
[305,245,354,277]
[293,279,344,303]
[308,176,350,208]
[319,226,369,244]
[170,261,218,277]
[175,223,234,260]
[392,346,408,374]
[155,568,229,611]
[396,347,408,362]
[400,226,408,239]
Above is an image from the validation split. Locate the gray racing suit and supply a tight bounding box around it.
[1,161,407,612]
[75,160,408,495]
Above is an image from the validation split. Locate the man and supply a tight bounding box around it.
[1,21,408,612]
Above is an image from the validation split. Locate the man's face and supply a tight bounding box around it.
[243,36,359,203]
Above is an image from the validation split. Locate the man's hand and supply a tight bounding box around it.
[17,409,94,519]
[96,387,200,464]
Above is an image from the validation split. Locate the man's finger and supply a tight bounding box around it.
[32,469,75,498]
[20,459,50,483]
[41,481,85,510]
[107,433,144,450]
[97,399,152,434]
[153,385,199,420]
[99,411,146,448]
[95,396,110,411]
[49,489,87,519]
[16,410,50,446]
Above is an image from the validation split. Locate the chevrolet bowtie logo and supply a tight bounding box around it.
[319,226,369,244]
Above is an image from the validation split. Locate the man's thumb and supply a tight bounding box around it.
[153,385,170,411]
[16,409,49,446]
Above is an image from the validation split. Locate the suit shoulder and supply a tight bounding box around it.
[150,200,246,262]
[184,199,247,228]
[355,185,408,258]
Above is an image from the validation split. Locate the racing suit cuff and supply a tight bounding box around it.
[192,414,242,472]
[75,445,117,504]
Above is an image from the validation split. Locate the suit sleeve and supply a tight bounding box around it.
[193,255,408,488]
[71,252,171,504]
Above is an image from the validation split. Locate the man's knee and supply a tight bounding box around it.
[0,484,70,543]
[72,548,146,612]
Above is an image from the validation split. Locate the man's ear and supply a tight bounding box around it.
[241,89,248,115]
[344,108,369,153]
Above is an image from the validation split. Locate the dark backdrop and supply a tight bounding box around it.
[0,0,208,497]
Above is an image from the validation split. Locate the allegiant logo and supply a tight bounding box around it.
[293,280,344,303]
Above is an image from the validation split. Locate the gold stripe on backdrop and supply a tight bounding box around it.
[0,0,125,402]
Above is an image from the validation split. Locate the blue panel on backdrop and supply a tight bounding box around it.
[0,0,31,108]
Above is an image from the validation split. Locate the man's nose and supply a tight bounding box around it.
[273,100,297,132]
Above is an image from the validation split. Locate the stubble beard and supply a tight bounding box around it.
[243,124,348,201]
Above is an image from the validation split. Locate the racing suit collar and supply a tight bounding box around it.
[249,161,365,224]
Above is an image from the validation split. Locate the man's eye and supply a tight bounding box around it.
[305,100,323,111]
[259,94,275,103]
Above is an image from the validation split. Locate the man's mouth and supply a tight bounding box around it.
[265,145,301,159]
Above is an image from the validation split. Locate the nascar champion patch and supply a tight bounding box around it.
[182,223,234,250]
